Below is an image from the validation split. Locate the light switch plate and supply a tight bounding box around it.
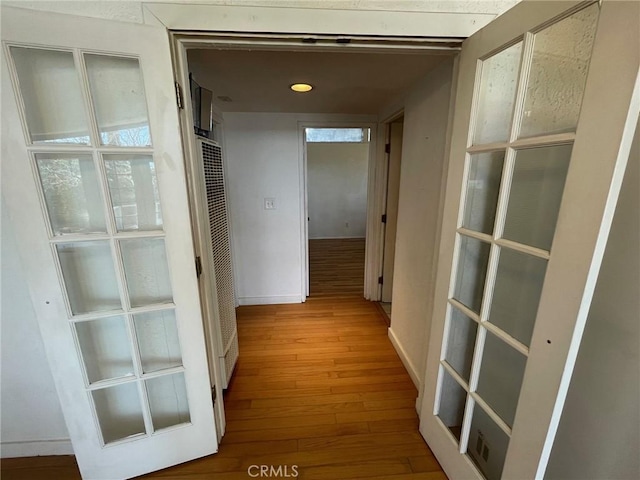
[264,197,276,210]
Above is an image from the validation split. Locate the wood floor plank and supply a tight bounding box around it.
[222,422,370,444]
[2,239,447,480]
[299,458,413,480]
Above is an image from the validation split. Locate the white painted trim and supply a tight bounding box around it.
[143,3,495,38]
[388,327,421,391]
[1,439,74,458]
[309,236,366,240]
[238,295,303,306]
[171,34,228,443]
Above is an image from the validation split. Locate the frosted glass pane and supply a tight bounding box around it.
[473,42,522,144]
[489,249,547,346]
[85,54,151,147]
[92,383,146,444]
[467,404,510,480]
[146,373,191,431]
[120,238,172,307]
[520,3,599,138]
[104,155,163,232]
[453,236,491,313]
[437,369,467,442]
[503,145,572,250]
[133,310,182,373]
[56,241,121,314]
[35,153,106,235]
[10,47,90,144]
[75,316,134,383]
[445,307,478,382]
[462,152,505,234]
[477,331,527,427]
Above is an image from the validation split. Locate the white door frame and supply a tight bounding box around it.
[298,121,378,299]
[379,110,405,303]
[168,34,461,308]
[170,38,228,439]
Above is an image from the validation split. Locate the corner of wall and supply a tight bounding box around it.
[387,327,421,391]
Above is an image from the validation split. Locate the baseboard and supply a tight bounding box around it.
[238,295,303,306]
[308,236,366,240]
[1,439,73,458]
[388,327,421,391]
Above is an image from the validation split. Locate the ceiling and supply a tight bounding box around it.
[187,48,452,114]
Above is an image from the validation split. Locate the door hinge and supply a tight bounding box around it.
[381,214,387,224]
[195,256,203,278]
[385,143,391,154]
[175,81,184,109]
[211,385,217,405]
[378,276,383,285]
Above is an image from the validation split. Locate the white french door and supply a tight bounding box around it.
[1,6,217,479]
[420,1,639,479]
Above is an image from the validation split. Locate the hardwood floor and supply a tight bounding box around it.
[309,238,365,297]
[1,239,446,480]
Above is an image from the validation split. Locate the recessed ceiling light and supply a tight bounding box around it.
[290,83,313,93]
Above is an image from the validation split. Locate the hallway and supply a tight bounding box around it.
[1,247,446,480]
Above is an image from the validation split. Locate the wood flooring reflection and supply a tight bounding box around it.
[309,238,365,297]
[1,238,446,480]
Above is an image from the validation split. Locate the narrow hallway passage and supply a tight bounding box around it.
[1,246,446,480]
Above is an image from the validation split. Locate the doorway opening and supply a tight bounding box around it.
[378,115,404,323]
[173,35,459,444]
[304,126,372,298]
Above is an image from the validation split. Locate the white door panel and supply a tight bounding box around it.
[1,6,217,479]
[420,1,639,479]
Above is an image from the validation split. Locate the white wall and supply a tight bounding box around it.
[0,201,72,457]
[544,120,640,480]
[307,142,369,239]
[222,113,375,305]
[386,60,454,388]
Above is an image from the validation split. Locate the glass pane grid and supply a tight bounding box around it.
[15,44,190,448]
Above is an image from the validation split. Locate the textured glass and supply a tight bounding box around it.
[477,332,527,427]
[35,154,106,235]
[104,155,163,231]
[92,383,145,444]
[133,310,182,373]
[503,145,572,250]
[489,249,548,346]
[85,54,151,147]
[75,316,134,383]
[520,3,599,138]
[120,238,173,307]
[10,47,90,144]
[445,307,478,382]
[437,369,467,442]
[462,152,505,234]
[473,42,523,144]
[453,236,491,313]
[305,128,369,143]
[56,241,121,314]
[467,404,510,480]
[146,373,191,431]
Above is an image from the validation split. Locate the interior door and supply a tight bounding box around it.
[1,6,217,479]
[420,1,639,479]
[381,118,403,303]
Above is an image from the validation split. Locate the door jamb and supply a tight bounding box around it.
[169,34,227,440]
[298,121,378,300]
